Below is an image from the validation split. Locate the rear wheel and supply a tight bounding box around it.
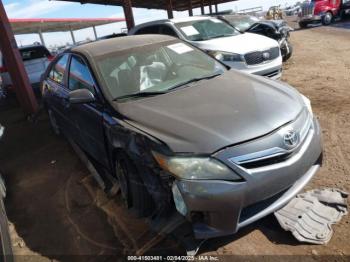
[115,154,154,217]
[322,11,333,25]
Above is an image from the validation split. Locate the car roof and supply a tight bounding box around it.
[71,34,177,59]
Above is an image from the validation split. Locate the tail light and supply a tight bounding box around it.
[0,66,7,73]
[47,55,55,62]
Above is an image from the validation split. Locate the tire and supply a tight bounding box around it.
[322,11,333,25]
[282,41,293,62]
[47,108,60,136]
[115,154,154,217]
[299,21,308,29]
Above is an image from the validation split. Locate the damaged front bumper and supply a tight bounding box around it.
[172,117,323,239]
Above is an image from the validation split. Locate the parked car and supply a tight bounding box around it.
[41,35,323,239]
[298,0,350,27]
[218,14,293,61]
[0,45,53,94]
[0,125,13,262]
[129,16,283,79]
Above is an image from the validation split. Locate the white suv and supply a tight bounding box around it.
[129,16,283,79]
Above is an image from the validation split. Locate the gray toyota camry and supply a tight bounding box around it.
[42,35,323,239]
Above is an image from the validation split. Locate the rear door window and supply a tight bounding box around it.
[68,56,95,94]
[20,46,51,61]
[49,54,69,85]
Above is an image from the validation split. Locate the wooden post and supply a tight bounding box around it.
[0,0,38,114]
[200,0,205,15]
[167,0,174,19]
[123,0,135,30]
[209,1,213,14]
[188,0,193,16]
[215,4,218,13]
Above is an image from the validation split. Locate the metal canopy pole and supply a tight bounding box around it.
[167,0,174,19]
[70,29,76,44]
[209,1,213,14]
[0,1,38,114]
[215,4,218,13]
[92,26,98,40]
[188,0,193,16]
[200,0,205,15]
[38,29,46,46]
[123,0,135,31]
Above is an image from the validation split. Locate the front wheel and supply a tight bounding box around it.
[115,154,154,217]
[282,41,293,62]
[322,12,333,25]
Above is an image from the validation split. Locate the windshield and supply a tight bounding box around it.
[224,16,260,32]
[175,18,240,41]
[96,41,226,100]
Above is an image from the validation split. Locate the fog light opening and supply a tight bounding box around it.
[172,183,187,216]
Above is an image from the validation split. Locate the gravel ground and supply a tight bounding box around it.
[0,20,349,261]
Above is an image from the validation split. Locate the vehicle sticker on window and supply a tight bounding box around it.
[180,26,200,36]
[167,43,193,54]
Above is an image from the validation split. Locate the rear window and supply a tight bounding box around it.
[20,46,51,61]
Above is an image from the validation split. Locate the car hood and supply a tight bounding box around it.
[116,71,304,154]
[190,32,279,54]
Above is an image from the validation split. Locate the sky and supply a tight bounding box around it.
[3,0,298,48]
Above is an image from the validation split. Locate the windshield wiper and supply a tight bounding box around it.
[114,91,166,101]
[168,73,222,91]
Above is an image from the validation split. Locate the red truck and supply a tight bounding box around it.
[298,0,350,28]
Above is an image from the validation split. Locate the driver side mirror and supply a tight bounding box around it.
[69,89,95,104]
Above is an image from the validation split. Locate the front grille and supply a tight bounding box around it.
[300,4,315,17]
[240,152,293,169]
[244,47,280,65]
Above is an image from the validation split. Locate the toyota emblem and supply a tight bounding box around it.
[283,130,299,148]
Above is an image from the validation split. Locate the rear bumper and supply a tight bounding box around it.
[174,118,322,239]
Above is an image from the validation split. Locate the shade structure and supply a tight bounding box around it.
[10,18,125,35]
[56,0,237,12]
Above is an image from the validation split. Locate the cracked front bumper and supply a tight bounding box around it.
[174,118,323,239]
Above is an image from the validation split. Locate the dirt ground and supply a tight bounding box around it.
[0,19,349,261]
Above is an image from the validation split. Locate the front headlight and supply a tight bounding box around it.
[300,94,313,117]
[207,51,244,62]
[152,152,242,181]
